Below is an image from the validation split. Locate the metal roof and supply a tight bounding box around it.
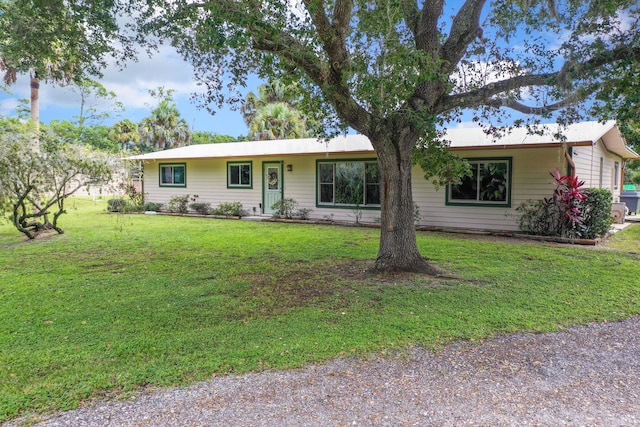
[127,121,639,161]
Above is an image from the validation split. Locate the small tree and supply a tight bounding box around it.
[0,126,114,239]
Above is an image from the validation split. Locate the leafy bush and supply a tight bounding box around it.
[581,188,613,239]
[517,170,586,238]
[516,199,559,236]
[271,198,297,219]
[167,195,190,213]
[118,182,144,210]
[144,202,163,212]
[190,202,212,215]
[295,207,313,220]
[212,201,244,217]
[107,198,126,213]
[517,171,612,239]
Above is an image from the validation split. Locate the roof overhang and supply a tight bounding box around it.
[599,125,640,160]
[126,121,640,161]
[448,141,593,152]
[126,135,375,161]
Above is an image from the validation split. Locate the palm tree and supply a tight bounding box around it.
[139,89,192,151]
[249,102,309,140]
[242,79,319,140]
[109,119,140,150]
[241,79,290,127]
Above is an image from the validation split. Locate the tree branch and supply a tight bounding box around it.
[412,0,444,54]
[436,44,640,114]
[251,19,371,133]
[332,0,353,42]
[400,0,420,39]
[486,94,583,115]
[557,44,640,89]
[441,0,486,70]
[436,72,557,112]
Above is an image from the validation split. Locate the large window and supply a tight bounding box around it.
[227,161,252,188]
[447,158,511,206]
[317,160,380,207]
[159,163,186,187]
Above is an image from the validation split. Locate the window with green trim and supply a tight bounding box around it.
[227,162,252,188]
[447,158,511,206]
[227,162,253,188]
[159,163,186,187]
[317,160,380,207]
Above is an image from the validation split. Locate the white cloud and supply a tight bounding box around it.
[0,43,234,130]
[0,96,19,113]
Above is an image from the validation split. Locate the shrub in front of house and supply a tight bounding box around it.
[581,188,613,239]
[167,195,190,213]
[295,207,313,220]
[517,171,613,239]
[212,201,244,217]
[144,202,164,212]
[271,198,297,219]
[516,199,558,236]
[107,198,126,212]
[190,202,212,215]
[270,199,313,220]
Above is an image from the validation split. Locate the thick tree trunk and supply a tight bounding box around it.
[370,131,438,274]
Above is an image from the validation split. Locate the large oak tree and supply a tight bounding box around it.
[135,0,639,272]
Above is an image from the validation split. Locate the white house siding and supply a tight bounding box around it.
[572,139,623,200]
[142,153,381,223]
[140,139,626,232]
[144,157,272,214]
[411,146,569,231]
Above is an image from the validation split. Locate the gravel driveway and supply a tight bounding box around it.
[11,316,640,427]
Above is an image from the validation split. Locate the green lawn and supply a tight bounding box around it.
[1,198,639,423]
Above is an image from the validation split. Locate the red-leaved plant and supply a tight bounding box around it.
[543,169,586,238]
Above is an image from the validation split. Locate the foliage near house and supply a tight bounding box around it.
[212,201,245,217]
[582,188,614,239]
[516,171,613,239]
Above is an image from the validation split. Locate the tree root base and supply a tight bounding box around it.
[370,256,440,276]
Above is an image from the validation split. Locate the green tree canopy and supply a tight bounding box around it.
[249,102,311,140]
[109,119,141,151]
[191,131,243,144]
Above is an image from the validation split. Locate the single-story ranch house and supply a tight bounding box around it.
[129,121,639,232]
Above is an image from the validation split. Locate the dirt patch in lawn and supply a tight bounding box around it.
[232,258,460,320]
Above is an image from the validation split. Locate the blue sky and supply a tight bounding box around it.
[0,45,259,137]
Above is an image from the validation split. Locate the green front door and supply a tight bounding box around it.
[263,162,283,214]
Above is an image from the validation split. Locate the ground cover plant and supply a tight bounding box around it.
[1,198,639,424]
